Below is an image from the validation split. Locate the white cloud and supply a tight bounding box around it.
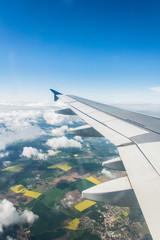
[150,86,160,94]
[52,100,67,107]
[0,110,41,127]
[3,161,11,167]
[6,236,15,240]
[22,147,39,158]
[62,194,74,208]
[0,108,44,151]
[37,152,48,160]
[51,126,68,137]
[46,136,82,149]
[0,100,58,107]
[21,147,48,160]
[0,152,9,159]
[0,126,43,151]
[101,168,116,179]
[43,111,72,126]
[74,136,83,142]
[43,109,82,126]
[0,199,38,232]
[48,150,56,156]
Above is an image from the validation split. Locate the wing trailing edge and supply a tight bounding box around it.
[82,176,139,207]
[68,125,103,137]
[102,157,125,171]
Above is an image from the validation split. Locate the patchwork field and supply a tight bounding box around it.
[86,176,102,185]
[74,200,96,212]
[10,185,41,199]
[65,218,80,230]
[48,163,72,171]
[2,164,23,172]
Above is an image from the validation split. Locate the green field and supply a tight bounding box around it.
[75,179,95,192]
[39,188,68,207]
[40,169,56,179]
[68,231,101,240]
[30,200,68,235]
[31,229,67,240]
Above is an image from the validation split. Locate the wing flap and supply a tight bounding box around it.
[102,157,125,171]
[68,104,132,146]
[68,125,103,137]
[82,176,139,207]
[55,108,76,115]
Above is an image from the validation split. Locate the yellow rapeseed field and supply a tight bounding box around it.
[86,176,101,185]
[55,150,62,154]
[10,185,41,199]
[74,200,96,212]
[23,190,41,198]
[48,164,72,171]
[2,165,23,172]
[10,185,26,193]
[65,218,80,230]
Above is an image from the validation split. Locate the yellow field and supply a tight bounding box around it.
[74,200,96,212]
[48,164,72,171]
[2,165,23,172]
[55,150,61,154]
[86,176,101,185]
[123,211,129,217]
[10,185,41,199]
[65,218,80,230]
[23,190,41,198]
[74,154,78,157]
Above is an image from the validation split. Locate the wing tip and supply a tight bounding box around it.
[50,89,62,101]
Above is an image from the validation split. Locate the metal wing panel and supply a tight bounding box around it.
[89,111,116,122]
[69,95,160,134]
[138,142,160,175]
[118,144,160,240]
[68,104,132,146]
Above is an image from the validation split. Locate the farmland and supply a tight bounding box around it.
[0,129,151,240]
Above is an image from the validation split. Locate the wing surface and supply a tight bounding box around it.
[51,89,160,240]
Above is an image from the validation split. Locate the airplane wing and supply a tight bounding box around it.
[50,89,160,240]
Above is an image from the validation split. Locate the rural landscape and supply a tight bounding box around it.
[0,105,152,240]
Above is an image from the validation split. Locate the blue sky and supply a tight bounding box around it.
[0,0,160,103]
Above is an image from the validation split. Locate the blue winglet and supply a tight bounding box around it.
[50,89,62,101]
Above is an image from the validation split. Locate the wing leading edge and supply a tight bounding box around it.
[50,89,160,240]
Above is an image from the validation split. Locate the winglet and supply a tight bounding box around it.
[50,89,62,101]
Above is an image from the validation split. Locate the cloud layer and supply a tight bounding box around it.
[150,86,160,94]
[0,103,82,151]
[0,199,38,232]
[43,111,72,126]
[0,107,43,150]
